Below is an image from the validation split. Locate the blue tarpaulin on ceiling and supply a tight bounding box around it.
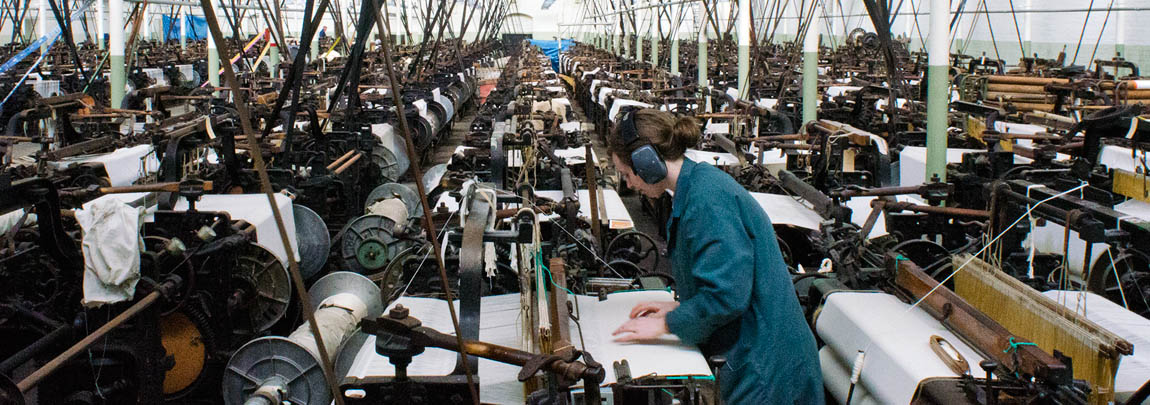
[528,39,574,72]
[161,15,209,41]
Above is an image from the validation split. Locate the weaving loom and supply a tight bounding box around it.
[343,291,714,403]
[953,254,1134,404]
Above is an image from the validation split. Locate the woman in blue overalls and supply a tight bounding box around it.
[608,109,824,404]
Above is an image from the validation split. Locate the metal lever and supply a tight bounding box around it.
[364,305,606,388]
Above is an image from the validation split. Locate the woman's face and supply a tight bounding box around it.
[612,153,666,199]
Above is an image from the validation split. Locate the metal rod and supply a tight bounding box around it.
[585,143,601,245]
[17,289,162,392]
[371,0,479,402]
[195,0,346,403]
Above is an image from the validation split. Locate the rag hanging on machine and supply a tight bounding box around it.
[75,198,145,307]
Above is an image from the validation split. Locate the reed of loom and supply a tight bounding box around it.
[952,254,1134,404]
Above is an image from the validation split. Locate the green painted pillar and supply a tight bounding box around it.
[670,34,679,75]
[269,40,279,78]
[925,0,949,182]
[38,0,46,53]
[109,0,124,109]
[736,0,749,98]
[636,31,643,61]
[650,32,658,67]
[208,5,220,94]
[96,0,104,49]
[697,31,707,91]
[803,9,819,125]
[179,12,187,50]
[623,33,629,57]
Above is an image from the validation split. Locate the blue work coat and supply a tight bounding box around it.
[663,158,824,404]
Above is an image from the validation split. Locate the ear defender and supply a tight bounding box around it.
[619,110,668,185]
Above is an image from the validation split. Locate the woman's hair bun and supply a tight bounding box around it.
[669,115,701,154]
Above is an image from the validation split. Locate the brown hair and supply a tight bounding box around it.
[607,109,701,168]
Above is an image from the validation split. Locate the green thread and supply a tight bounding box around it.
[666,375,716,381]
[607,286,673,294]
[538,255,576,296]
[894,254,909,266]
[1002,337,1038,353]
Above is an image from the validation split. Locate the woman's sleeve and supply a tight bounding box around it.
[664,195,754,345]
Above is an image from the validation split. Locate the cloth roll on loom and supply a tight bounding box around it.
[222,272,384,405]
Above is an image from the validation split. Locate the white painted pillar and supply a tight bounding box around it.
[180,11,187,49]
[38,0,46,53]
[142,6,150,40]
[110,0,125,109]
[207,0,219,93]
[96,0,105,49]
[1023,0,1033,58]
[925,0,950,182]
[802,1,819,125]
[736,0,749,98]
[1115,0,1126,56]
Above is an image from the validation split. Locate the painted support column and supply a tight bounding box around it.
[635,25,642,61]
[622,31,629,58]
[736,0,749,98]
[1115,2,1125,56]
[697,30,707,90]
[670,31,679,75]
[207,0,220,94]
[802,3,819,125]
[96,0,104,49]
[142,6,149,40]
[269,37,279,78]
[38,0,46,52]
[1023,0,1033,57]
[925,0,949,182]
[650,30,658,67]
[616,32,623,56]
[110,0,125,109]
[310,26,319,61]
[180,12,187,49]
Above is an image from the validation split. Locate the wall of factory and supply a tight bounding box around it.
[552,0,1150,73]
[2,0,1147,73]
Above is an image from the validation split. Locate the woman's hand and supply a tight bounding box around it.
[628,301,680,319]
[611,316,669,342]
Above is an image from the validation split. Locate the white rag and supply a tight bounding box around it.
[75,198,144,307]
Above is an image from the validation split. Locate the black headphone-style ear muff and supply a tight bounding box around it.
[619,109,668,184]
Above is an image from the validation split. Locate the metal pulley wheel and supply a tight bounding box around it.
[606,231,662,276]
[422,163,448,194]
[365,183,422,219]
[160,311,210,397]
[228,243,292,335]
[222,336,328,405]
[412,115,435,151]
[372,143,404,183]
[1088,249,1150,318]
[224,272,381,405]
[369,244,427,304]
[292,205,330,280]
[340,214,404,275]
